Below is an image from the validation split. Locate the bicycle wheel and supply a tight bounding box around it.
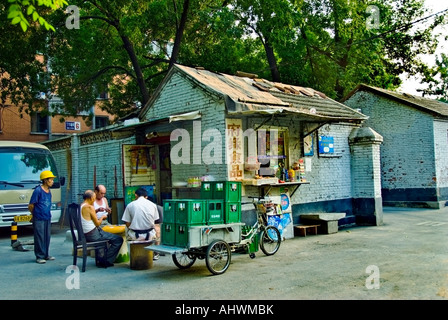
[259,225,281,256]
[205,240,231,275]
[172,252,196,269]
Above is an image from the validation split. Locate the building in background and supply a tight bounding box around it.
[343,84,448,209]
[0,95,115,142]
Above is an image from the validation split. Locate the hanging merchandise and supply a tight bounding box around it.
[297,158,306,182]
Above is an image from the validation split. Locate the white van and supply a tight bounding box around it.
[0,141,65,227]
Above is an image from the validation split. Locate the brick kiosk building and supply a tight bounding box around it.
[138,64,383,228]
[343,84,448,209]
[44,65,385,231]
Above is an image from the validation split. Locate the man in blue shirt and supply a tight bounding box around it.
[28,170,56,264]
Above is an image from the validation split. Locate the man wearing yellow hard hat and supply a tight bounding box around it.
[28,170,56,264]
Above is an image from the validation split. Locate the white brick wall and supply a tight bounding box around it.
[291,123,356,204]
[243,115,358,204]
[434,120,448,189]
[48,135,136,204]
[350,142,382,198]
[345,91,437,190]
[143,73,228,183]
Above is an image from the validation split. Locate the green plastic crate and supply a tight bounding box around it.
[175,224,190,248]
[206,200,224,225]
[161,222,176,246]
[213,181,242,202]
[175,199,207,225]
[163,200,176,224]
[200,182,214,199]
[201,181,242,201]
[225,202,241,223]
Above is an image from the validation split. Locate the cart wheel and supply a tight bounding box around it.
[249,253,256,259]
[260,225,281,256]
[172,252,196,269]
[205,240,231,275]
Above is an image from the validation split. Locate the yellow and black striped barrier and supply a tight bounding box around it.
[11,222,17,246]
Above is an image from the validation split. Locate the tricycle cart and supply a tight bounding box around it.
[145,203,281,275]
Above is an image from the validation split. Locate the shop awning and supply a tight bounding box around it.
[169,110,202,123]
[227,101,365,122]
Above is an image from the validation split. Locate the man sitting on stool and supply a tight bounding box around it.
[122,187,160,260]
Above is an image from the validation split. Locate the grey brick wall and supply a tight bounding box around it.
[292,123,355,204]
[45,133,136,206]
[434,120,448,189]
[344,90,448,207]
[345,91,436,189]
[143,73,228,183]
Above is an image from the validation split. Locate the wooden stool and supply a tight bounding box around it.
[129,241,155,270]
[294,224,319,237]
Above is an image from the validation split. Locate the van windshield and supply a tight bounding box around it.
[0,147,61,189]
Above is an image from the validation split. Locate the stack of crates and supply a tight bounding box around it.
[162,199,206,247]
[161,181,242,248]
[201,181,242,224]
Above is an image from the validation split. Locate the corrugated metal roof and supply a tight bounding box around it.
[342,84,448,118]
[174,64,367,122]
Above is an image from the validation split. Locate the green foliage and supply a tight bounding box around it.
[0,2,49,112]
[1,0,446,122]
[7,0,68,32]
[421,53,448,102]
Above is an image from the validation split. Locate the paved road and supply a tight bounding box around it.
[0,206,447,302]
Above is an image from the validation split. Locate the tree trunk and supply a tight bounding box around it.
[264,42,280,82]
[121,34,150,105]
[169,0,190,68]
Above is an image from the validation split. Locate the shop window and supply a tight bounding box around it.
[257,128,288,177]
[31,112,49,133]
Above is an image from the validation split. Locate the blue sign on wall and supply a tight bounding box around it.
[318,136,334,154]
[65,121,81,131]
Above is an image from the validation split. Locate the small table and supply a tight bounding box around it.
[102,224,129,263]
[260,181,310,198]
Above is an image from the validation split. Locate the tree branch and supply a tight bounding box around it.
[89,66,136,81]
[145,70,168,82]
[141,59,170,70]
[79,15,114,25]
[309,44,340,65]
[169,0,190,67]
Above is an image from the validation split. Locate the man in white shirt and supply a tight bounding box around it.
[94,184,111,226]
[122,187,159,242]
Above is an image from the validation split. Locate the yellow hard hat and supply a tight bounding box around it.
[40,170,56,180]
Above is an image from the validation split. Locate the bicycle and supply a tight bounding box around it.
[235,196,281,258]
[148,196,281,275]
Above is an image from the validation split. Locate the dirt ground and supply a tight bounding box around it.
[0,206,447,303]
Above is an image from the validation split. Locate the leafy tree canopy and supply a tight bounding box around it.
[421,53,448,102]
[1,0,446,122]
[7,0,68,31]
